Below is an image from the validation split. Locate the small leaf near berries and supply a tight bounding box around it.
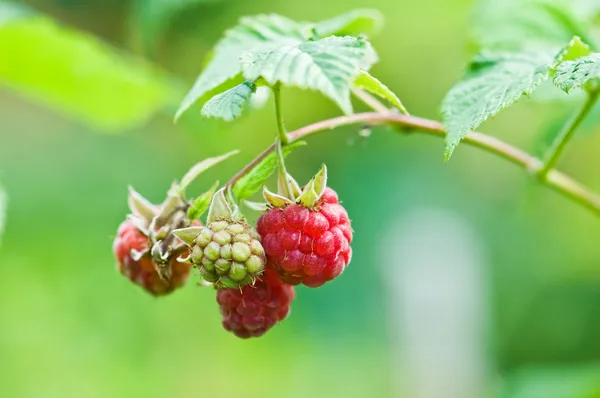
[232,140,306,201]
[188,181,219,221]
[354,70,408,114]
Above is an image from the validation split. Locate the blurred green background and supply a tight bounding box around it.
[2,0,600,397]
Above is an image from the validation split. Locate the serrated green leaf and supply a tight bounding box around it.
[553,36,591,66]
[354,70,407,114]
[0,15,173,131]
[472,0,594,51]
[176,10,382,120]
[232,141,306,201]
[201,81,255,121]
[442,51,555,160]
[187,181,219,220]
[241,36,377,114]
[554,54,600,93]
[312,9,383,37]
[175,14,305,120]
[179,150,239,192]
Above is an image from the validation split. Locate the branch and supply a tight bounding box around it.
[538,89,600,178]
[226,112,600,216]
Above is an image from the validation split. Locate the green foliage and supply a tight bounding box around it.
[554,54,600,93]
[232,141,305,201]
[501,365,600,398]
[553,36,591,65]
[472,0,594,51]
[0,2,31,26]
[201,81,255,121]
[442,51,555,160]
[312,9,383,37]
[354,70,408,114]
[0,12,174,131]
[442,0,600,159]
[176,10,382,119]
[187,181,219,220]
[241,36,376,114]
[131,0,222,54]
[0,185,5,247]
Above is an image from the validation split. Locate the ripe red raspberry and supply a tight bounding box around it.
[256,187,353,287]
[114,219,192,296]
[216,269,295,338]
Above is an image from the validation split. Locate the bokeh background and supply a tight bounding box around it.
[2,0,600,397]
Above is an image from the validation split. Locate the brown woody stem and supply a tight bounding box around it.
[226,112,600,216]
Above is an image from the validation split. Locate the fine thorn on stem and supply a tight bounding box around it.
[272,83,289,145]
[537,88,600,179]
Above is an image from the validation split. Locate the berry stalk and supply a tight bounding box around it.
[225,113,600,216]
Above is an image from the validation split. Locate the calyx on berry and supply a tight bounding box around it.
[263,164,328,209]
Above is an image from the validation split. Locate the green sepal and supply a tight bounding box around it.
[127,186,156,223]
[297,164,328,208]
[242,200,269,212]
[206,188,233,223]
[172,226,204,246]
[263,186,294,208]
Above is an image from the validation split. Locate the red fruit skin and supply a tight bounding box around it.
[113,220,192,296]
[256,187,353,287]
[217,269,295,338]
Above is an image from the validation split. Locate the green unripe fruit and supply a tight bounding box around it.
[246,255,265,274]
[195,228,214,247]
[220,244,232,260]
[189,220,266,289]
[191,245,204,264]
[232,242,251,262]
[202,257,215,272]
[213,230,232,245]
[229,262,247,281]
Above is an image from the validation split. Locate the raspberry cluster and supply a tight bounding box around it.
[113,164,352,339]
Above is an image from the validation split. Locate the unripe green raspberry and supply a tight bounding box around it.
[189,220,266,288]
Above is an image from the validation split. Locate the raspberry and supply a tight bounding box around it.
[187,220,266,289]
[216,269,295,338]
[257,186,353,287]
[113,219,192,296]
